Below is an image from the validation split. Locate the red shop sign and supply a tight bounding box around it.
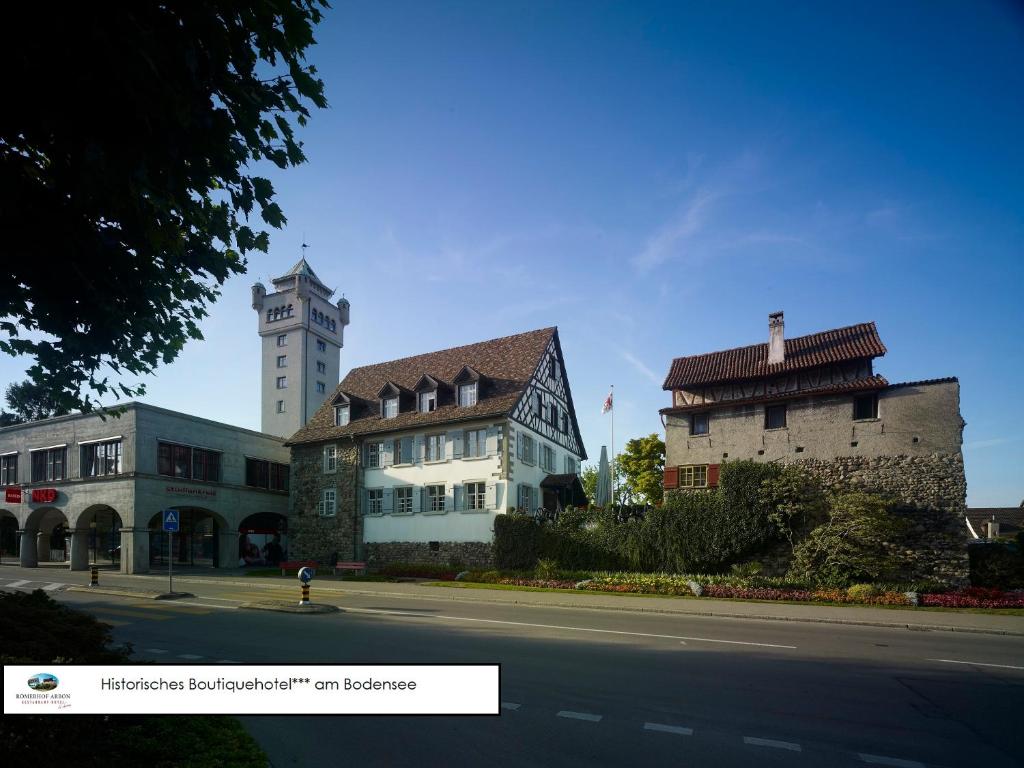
[31,488,58,504]
[4,487,21,503]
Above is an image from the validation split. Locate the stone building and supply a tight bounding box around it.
[660,312,968,582]
[286,327,586,567]
[0,403,289,573]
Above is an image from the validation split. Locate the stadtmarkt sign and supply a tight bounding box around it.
[165,486,216,500]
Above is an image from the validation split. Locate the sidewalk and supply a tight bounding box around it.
[130,571,1024,636]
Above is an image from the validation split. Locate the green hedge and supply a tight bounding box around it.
[970,541,1024,589]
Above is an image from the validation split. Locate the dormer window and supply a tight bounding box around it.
[383,397,398,419]
[420,390,437,413]
[334,405,350,426]
[458,383,478,407]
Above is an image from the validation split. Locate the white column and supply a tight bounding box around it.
[18,529,38,568]
[69,529,90,571]
[119,527,150,574]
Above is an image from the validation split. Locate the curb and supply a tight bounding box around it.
[66,586,195,600]
[240,602,340,614]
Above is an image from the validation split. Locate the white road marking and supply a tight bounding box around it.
[500,702,521,711]
[7,580,31,588]
[744,736,802,752]
[177,654,204,660]
[859,754,926,768]
[644,722,693,736]
[557,711,602,722]
[144,648,168,654]
[171,601,238,610]
[42,582,65,591]
[343,607,797,649]
[927,658,1024,671]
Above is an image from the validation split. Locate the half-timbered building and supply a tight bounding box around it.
[285,327,586,566]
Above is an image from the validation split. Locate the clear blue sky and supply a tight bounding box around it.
[4,1,1023,505]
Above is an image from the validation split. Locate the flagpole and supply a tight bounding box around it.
[610,384,615,505]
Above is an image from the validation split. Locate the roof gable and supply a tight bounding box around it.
[663,322,886,389]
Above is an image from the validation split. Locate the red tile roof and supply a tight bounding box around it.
[663,322,886,389]
[287,328,557,445]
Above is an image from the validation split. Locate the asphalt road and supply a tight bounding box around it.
[2,569,1022,768]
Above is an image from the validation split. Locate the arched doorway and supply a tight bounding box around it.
[147,507,228,569]
[0,509,18,563]
[238,512,288,568]
[23,506,69,567]
[75,505,123,566]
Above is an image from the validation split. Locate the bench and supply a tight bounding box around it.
[279,560,318,576]
[332,561,367,577]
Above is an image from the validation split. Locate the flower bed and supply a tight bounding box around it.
[919,588,1024,609]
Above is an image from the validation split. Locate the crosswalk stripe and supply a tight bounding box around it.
[42,582,65,591]
[6,580,31,588]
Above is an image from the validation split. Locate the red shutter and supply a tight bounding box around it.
[707,464,720,488]
[663,466,679,489]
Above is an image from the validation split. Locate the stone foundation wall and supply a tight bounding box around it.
[363,541,494,569]
[289,442,361,563]
[743,453,969,584]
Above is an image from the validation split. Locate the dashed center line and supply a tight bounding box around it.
[500,702,521,711]
[858,754,926,768]
[927,658,1024,671]
[744,736,802,752]
[643,722,693,736]
[557,711,602,722]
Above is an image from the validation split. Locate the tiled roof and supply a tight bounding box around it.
[886,377,958,390]
[659,375,889,415]
[663,322,886,389]
[966,508,1024,538]
[287,328,556,445]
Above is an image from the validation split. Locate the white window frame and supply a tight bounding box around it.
[277,334,288,347]
[367,488,383,516]
[383,397,398,419]
[520,434,535,465]
[427,484,446,512]
[464,428,487,459]
[419,390,437,413]
[466,481,486,510]
[323,445,337,473]
[276,376,287,389]
[425,433,446,463]
[334,405,350,426]
[395,486,413,515]
[367,442,383,468]
[458,383,478,407]
[319,489,337,517]
[276,355,287,368]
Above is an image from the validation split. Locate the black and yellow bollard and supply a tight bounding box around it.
[90,564,99,587]
[299,583,310,606]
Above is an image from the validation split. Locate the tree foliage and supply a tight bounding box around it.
[616,433,666,504]
[0,380,73,426]
[1,2,329,414]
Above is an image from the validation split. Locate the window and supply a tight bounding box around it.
[541,444,556,472]
[679,465,708,488]
[276,376,287,389]
[367,442,383,468]
[1,454,17,485]
[319,489,337,517]
[466,481,486,510]
[383,397,398,419]
[419,390,437,413]
[245,458,288,491]
[277,334,287,347]
[534,393,543,417]
[317,339,327,353]
[334,405,349,426]
[79,442,120,479]
[317,360,327,374]
[518,484,535,512]
[276,355,287,368]
[367,488,383,515]
[548,355,557,381]
[560,412,568,433]
[394,437,413,464]
[395,486,413,514]
[764,404,787,430]
[690,413,710,436]
[276,400,285,413]
[316,381,326,394]
[853,393,879,421]
[565,456,579,475]
[426,433,446,462]
[30,446,66,482]
[549,402,559,428]
[518,434,535,465]
[464,428,487,458]
[324,446,337,473]
[159,442,220,482]
[458,383,478,407]
[427,484,446,512]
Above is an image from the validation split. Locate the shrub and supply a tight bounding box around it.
[788,492,908,587]
[493,513,545,570]
[534,558,560,580]
[379,562,458,580]
[847,583,881,601]
[969,542,1024,589]
[730,561,763,579]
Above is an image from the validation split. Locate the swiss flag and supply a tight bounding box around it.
[601,390,613,414]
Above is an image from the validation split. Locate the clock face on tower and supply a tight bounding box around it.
[252,257,349,438]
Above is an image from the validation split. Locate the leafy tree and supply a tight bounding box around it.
[0,380,73,426]
[616,433,666,504]
[758,465,827,551]
[1,2,329,414]
[580,465,599,502]
[788,492,908,587]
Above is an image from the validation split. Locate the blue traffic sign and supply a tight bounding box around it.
[162,509,180,532]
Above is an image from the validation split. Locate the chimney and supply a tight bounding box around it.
[986,517,1000,539]
[768,311,785,365]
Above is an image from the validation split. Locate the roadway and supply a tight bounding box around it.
[1,567,1022,768]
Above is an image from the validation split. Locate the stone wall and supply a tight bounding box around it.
[363,541,493,569]
[289,441,361,563]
